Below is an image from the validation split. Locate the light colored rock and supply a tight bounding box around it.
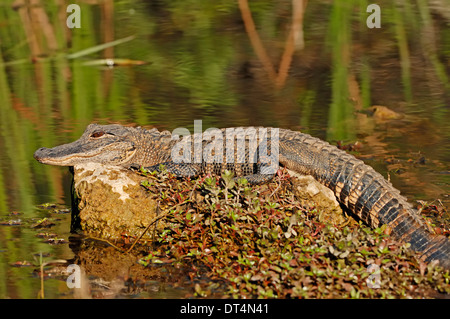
[73,164,161,241]
[74,163,137,201]
[287,169,347,226]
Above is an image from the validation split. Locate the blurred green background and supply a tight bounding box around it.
[0,0,449,298]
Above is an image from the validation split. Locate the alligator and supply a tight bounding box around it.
[34,123,450,269]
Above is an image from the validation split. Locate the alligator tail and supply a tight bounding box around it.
[278,130,450,269]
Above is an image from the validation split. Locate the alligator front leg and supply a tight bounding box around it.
[237,163,276,185]
[144,162,203,178]
[238,172,275,185]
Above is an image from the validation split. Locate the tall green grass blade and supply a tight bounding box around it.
[391,4,412,102]
[416,0,450,89]
[326,0,355,141]
[66,35,135,59]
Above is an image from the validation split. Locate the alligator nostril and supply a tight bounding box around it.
[34,147,49,160]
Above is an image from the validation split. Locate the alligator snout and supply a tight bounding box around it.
[34,147,62,165]
[33,146,70,166]
[33,147,50,161]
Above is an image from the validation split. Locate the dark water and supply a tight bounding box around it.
[0,0,449,298]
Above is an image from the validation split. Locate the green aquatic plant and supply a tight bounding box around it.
[139,168,450,298]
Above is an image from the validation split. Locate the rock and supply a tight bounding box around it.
[71,164,347,241]
[72,163,162,242]
[370,105,403,121]
[287,170,347,226]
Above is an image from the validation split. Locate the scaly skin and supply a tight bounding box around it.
[34,124,450,269]
[277,130,450,269]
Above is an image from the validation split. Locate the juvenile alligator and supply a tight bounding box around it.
[34,123,450,269]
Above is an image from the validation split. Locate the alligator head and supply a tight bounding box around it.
[34,124,138,167]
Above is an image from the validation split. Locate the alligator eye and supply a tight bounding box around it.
[90,131,105,138]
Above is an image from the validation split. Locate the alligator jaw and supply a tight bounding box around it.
[34,147,104,166]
